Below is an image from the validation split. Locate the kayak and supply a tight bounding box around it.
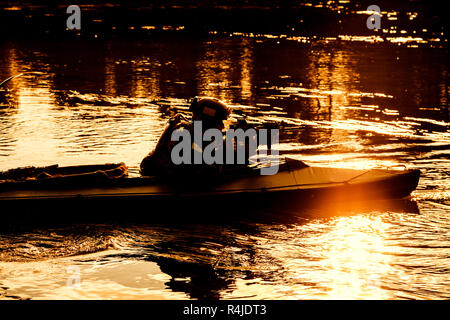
[0,159,420,212]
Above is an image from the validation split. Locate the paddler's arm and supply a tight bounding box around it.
[152,113,189,156]
[140,113,189,176]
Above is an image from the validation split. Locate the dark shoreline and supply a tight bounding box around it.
[0,1,446,41]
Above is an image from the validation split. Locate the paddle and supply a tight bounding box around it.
[0,73,24,89]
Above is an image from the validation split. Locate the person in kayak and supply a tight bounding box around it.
[140,97,231,182]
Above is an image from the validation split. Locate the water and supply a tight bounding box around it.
[0,2,449,299]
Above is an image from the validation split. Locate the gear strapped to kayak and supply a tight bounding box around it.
[0,163,128,190]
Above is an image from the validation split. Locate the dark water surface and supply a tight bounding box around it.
[0,2,449,299]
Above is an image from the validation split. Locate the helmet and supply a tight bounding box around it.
[189,97,230,121]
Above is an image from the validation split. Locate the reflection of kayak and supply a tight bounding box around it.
[0,159,420,210]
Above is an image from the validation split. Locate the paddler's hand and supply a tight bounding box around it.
[169,113,189,126]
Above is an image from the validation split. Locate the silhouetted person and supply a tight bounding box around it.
[140,97,230,183]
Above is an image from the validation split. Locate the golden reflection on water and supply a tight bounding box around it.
[3,48,62,167]
[104,56,117,96]
[239,38,253,101]
[196,38,254,102]
[4,48,21,98]
[15,86,59,165]
[306,46,364,151]
[440,68,448,108]
[130,59,162,100]
[307,46,357,121]
[317,215,392,299]
[196,40,232,101]
[225,211,411,300]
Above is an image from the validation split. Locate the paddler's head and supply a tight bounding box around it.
[189,97,231,130]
